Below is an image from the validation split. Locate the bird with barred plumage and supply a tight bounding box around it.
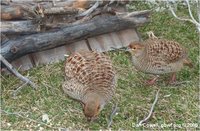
[62,51,116,121]
[127,31,193,85]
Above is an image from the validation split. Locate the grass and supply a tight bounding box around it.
[1,1,199,130]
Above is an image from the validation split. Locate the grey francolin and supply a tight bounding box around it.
[62,51,116,121]
[128,33,193,85]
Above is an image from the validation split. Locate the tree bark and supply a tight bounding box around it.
[1,4,39,20]
[1,10,150,63]
[0,20,40,34]
[1,5,25,20]
[43,6,80,15]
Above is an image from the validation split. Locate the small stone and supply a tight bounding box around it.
[42,114,50,123]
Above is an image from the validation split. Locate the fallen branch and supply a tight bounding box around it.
[168,4,196,25]
[77,1,100,17]
[107,103,119,128]
[0,55,37,89]
[138,89,160,125]
[1,10,150,63]
[167,0,200,32]
[169,81,191,86]
[185,0,200,27]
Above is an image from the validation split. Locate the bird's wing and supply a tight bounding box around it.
[64,51,115,84]
[146,39,186,64]
[64,51,94,85]
[88,52,116,87]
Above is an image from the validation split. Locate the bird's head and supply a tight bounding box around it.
[83,98,102,121]
[82,92,105,121]
[127,41,145,57]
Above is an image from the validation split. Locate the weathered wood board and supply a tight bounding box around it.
[88,28,139,52]
[10,28,140,71]
[11,55,33,71]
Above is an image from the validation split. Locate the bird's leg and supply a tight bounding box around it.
[168,72,192,86]
[145,75,159,85]
[168,72,177,85]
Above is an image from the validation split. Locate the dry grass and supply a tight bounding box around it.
[1,1,199,130]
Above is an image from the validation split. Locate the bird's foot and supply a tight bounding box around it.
[145,76,159,86]
[168,73,177,85]
[145,79,157,86]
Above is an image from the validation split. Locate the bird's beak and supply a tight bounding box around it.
[87,116,97,122]
[87,117,92,122]
[124,46,130,52]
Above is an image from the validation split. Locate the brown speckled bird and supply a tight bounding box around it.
[128,36,193,85]
[62,51,116,121]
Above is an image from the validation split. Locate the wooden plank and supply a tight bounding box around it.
[31,46,68,66]
[68,40,90,52]
[30,40,89,66]
[117,29,140,47]
[88,32,123,52]
[88,29,140,52]
[11,55,33,71]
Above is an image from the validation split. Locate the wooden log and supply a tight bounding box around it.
[1,4,38,20]
[1,5,25,20]
[1,33,9,44]
[1,0,63,2]
[0,20,40,34]
[1,10,150,63]
[43,6,80,15]
[0,3,93,20]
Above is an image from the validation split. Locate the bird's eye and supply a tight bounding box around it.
[132,47,136,50]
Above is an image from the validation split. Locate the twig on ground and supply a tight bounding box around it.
[107,103,119,128]
[168,4,194,23]
[0,55,37,89]
[146,31,158,39]
[167,0,200,32]
[138,89,160,126]
[1,109,58,129]
[168,81,191,86]
[12,82,28,98]
[185,0,200,27]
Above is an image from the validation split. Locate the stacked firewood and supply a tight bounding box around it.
[1,0,129,35]
[1,0,150,65]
